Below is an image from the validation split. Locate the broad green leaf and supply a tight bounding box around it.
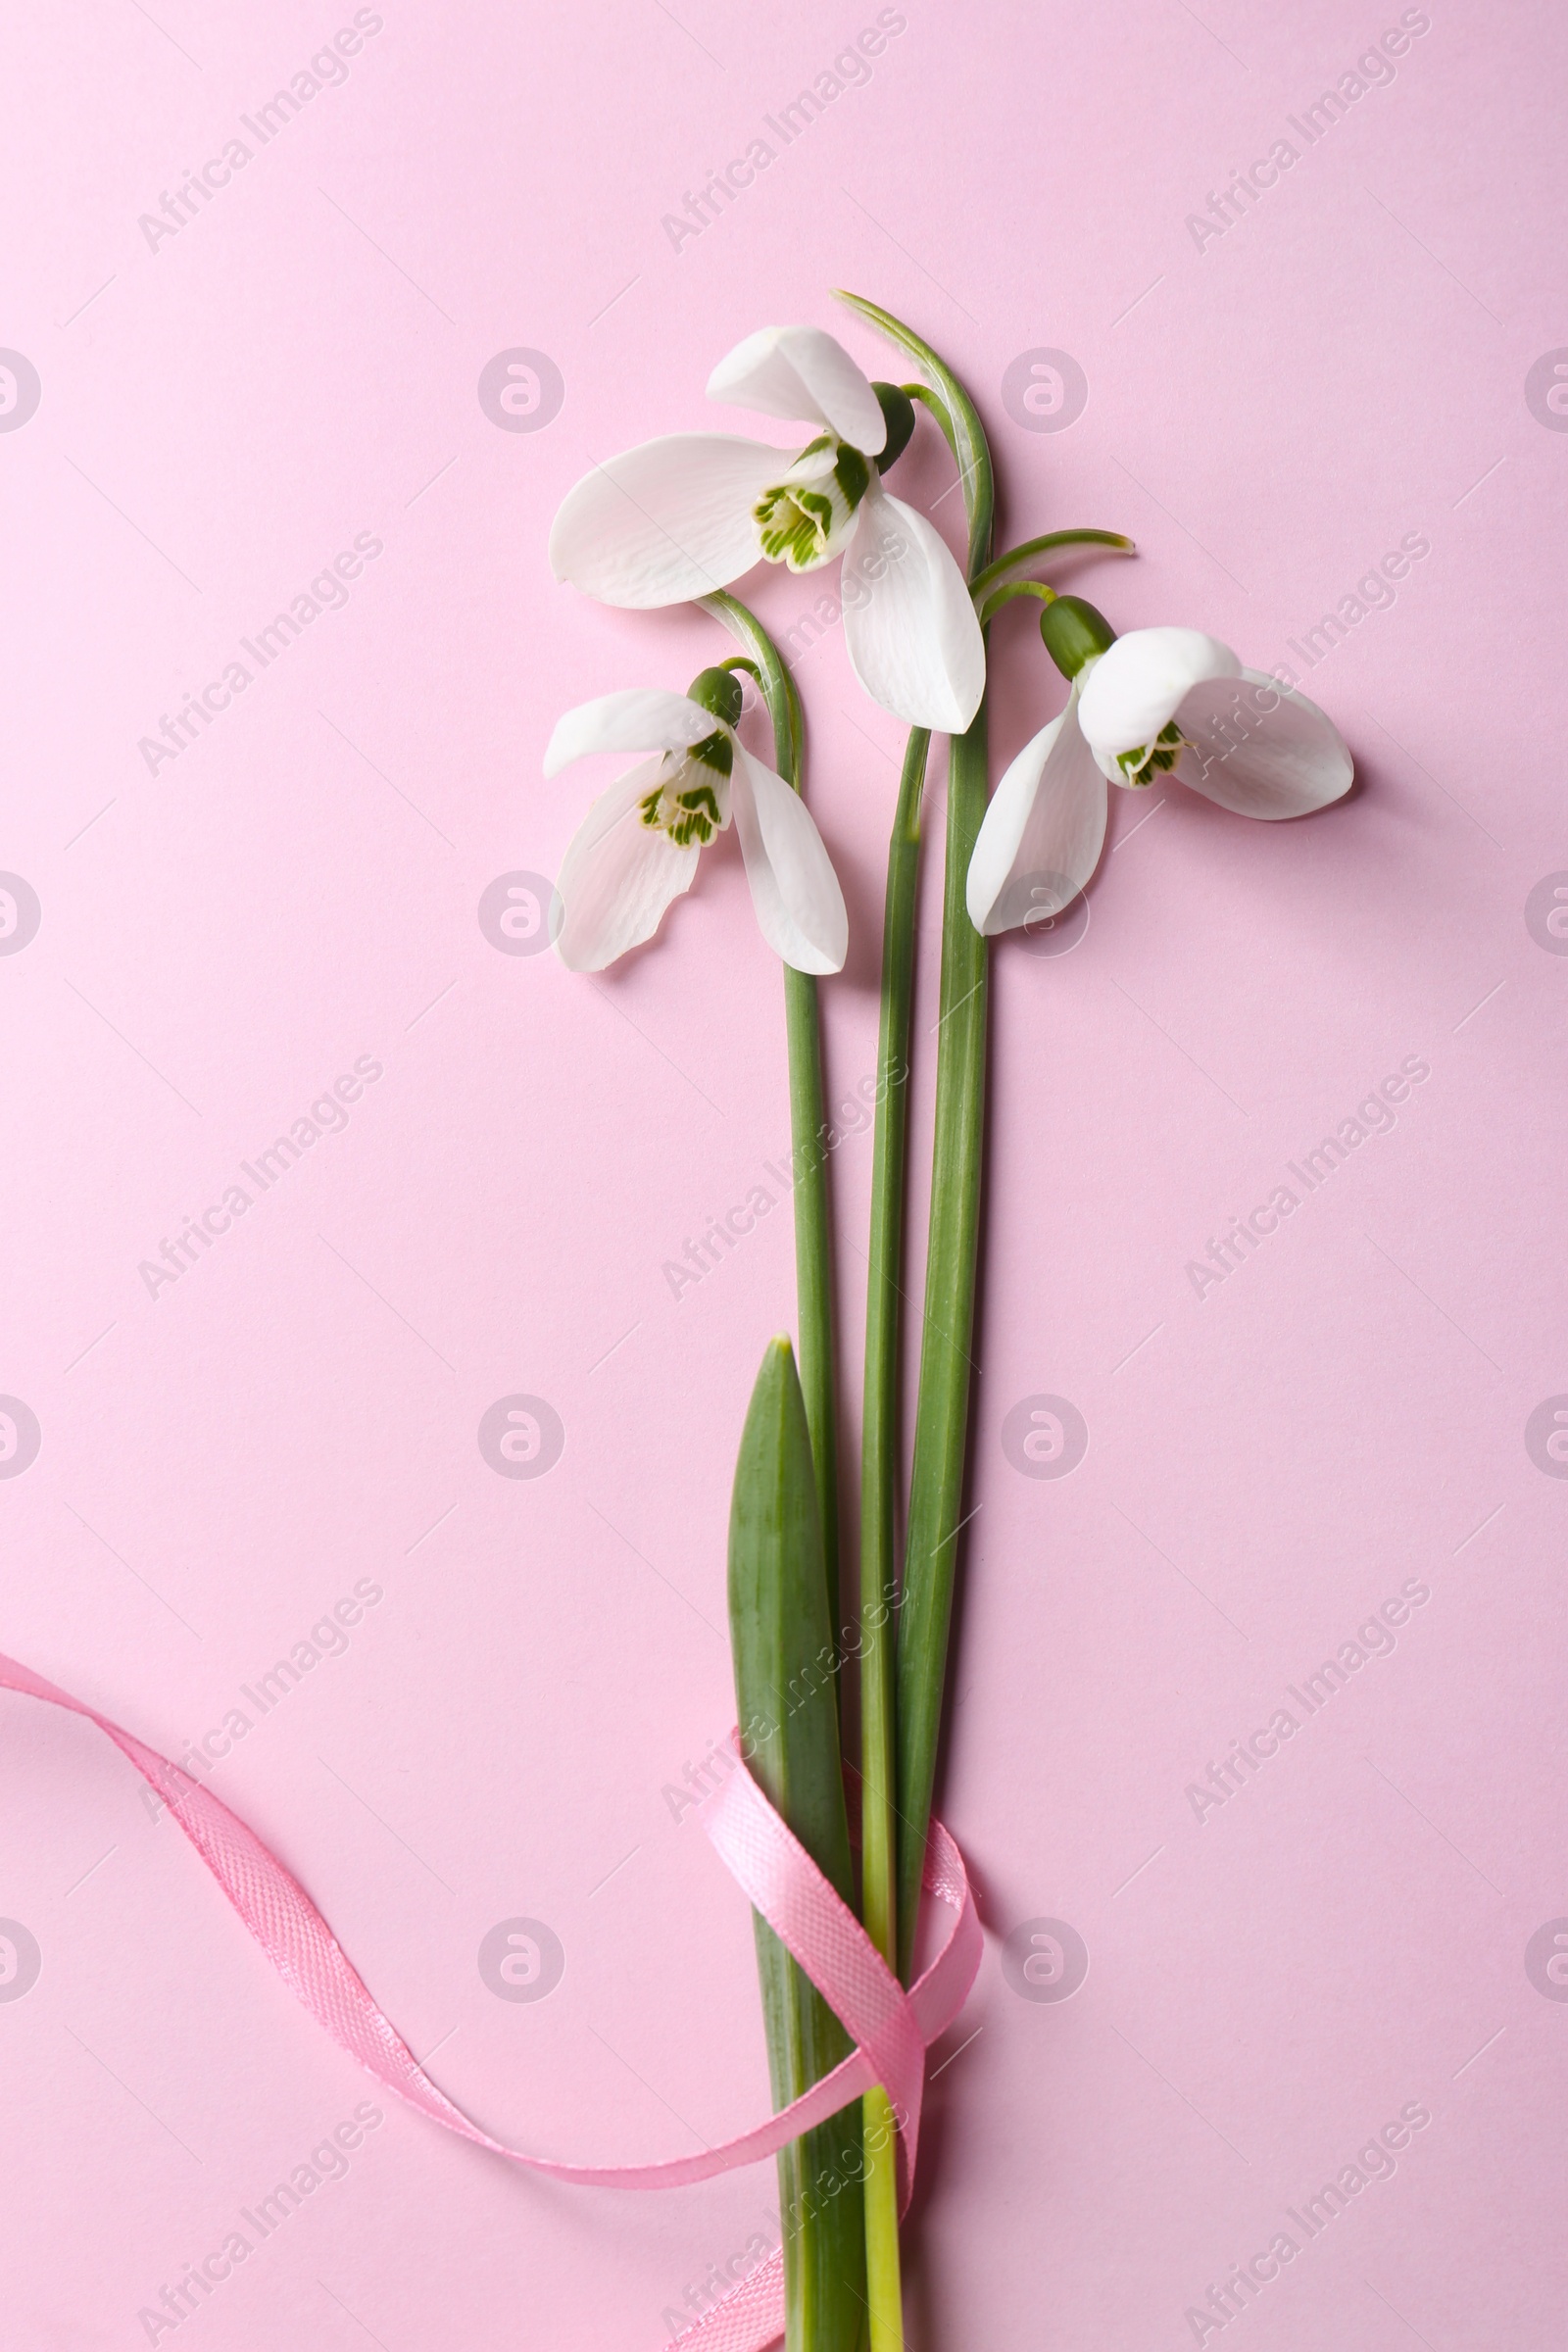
[729,1337,864,2352]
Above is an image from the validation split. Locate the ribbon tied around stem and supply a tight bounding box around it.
[0,1653,980,2352]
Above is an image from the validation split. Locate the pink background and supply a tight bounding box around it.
[2,2,1565,2344]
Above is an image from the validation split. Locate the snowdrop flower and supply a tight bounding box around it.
[549,325,985,735]
[967,599,1353,937]
[545,668,848,975]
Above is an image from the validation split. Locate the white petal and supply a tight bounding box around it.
[544,689,717,778]
[1077,627,1241,777]
[548,435,783,608]
[554,760,700,970]
[1175,670,1354,819]
[730,750,848,974]
[708,326,886,454]
[840,487,986,733]
[966,688,1108,936]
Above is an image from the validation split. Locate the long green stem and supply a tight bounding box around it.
[835,298,997,2352]
[858,725,929,1964]
[834,294,996,1986]
[858,725,930,2352]
[783,961,839,1599]
[834,292,995,577]
[701,592,840,1604]
[894,683,990,1976]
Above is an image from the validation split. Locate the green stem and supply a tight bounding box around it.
[834,292,994,575]
[858,725,930,2352]
[858,725,928,1976]
[834,302,999,2352]
[895,677,990,1979]
[700,592,839,1606]
[831,299,999,1984]
[900,381,960,467]
[838,300,1138,2339]
[783,965,839,1605]
[977,578,1058,626]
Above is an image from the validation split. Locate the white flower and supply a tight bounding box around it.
[544,678,848,975]
[967,625,1353,937]
[548,325,985,735]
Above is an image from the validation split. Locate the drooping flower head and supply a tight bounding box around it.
[549,325,984,734]
[967,596,1354,938]
[545,667,848,975]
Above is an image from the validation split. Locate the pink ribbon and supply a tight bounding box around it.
[0,1649,980,2352]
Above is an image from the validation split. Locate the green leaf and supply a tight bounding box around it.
[729,1338,865,2352]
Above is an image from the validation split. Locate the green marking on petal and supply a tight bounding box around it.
[687,726,733,777]
[756,487,826,568]
[637,740,732,847]
[667,779,721,845]
[1116,720,1188,786]
[833,443,870,508]
[754,435,875,573]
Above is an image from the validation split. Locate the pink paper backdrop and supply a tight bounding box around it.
[2,2,1564,2344]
